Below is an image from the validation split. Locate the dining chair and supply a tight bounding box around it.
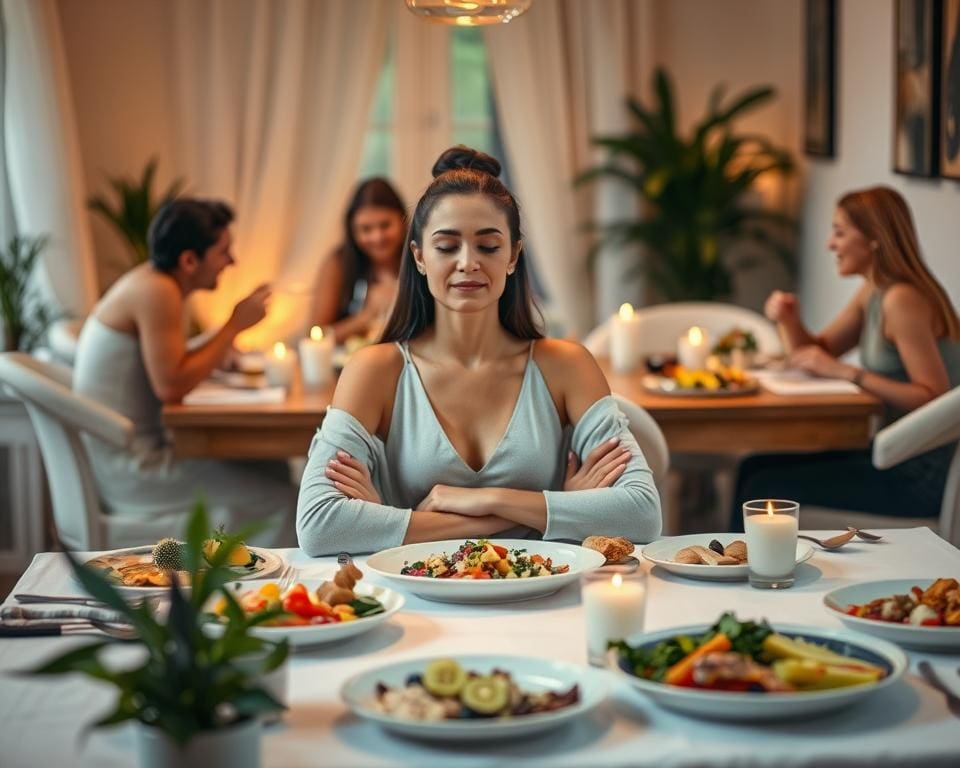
[801,385,960,546]
[0,351,133,550]
[47,316,85,366]
[583,301,782,359]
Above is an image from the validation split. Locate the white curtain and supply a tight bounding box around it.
[2,0,98,317]
[484,0,653,337]
[171,0,390,349]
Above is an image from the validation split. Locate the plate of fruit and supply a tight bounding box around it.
[823,578,960,650]
[608,612,906,721]
[204,562,404,647]
[83,528,283,593]
[641,363,759,397]
[341,655,606,741]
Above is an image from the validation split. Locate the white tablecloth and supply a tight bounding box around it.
[1,528,959,767]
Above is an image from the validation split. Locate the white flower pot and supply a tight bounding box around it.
[134,717,260,768]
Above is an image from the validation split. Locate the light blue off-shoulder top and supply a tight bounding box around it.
[296,341,661,555]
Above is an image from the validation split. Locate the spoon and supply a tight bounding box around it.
[847,527,883,542]
[797,530,857,550]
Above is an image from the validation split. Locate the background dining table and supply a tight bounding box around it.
[1,527,958,767]
[161,359,882,459]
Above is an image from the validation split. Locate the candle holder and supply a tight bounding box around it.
[743,499,799,590]
[581,568,647,667]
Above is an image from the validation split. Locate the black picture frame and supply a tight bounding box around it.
[894,0,942,177]
[804,0,837,157]
[941,0,960,179]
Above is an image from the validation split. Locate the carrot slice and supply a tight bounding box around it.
[663,633,732,686]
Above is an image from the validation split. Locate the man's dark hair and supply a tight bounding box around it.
[147,198,234,272]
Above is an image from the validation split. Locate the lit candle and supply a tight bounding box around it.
[743,499,799,585]
[582,571,647,666]
[265,342,297,388]
[298,326,334,389]
[610,303,642,373]
[677,325,710,370]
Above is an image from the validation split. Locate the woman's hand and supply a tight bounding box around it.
[765,290,799,325]
[417,485,489,516]
[789,345,856,380]
[564,438,631,492]
[326,451,381,503]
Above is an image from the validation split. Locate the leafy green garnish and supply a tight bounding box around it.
[350,597,385,617]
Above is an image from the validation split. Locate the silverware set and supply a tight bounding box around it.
[798,528,884,550]
[916,661,960,719]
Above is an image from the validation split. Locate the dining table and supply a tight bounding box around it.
[1,526,958,767]
[161,358,882,459]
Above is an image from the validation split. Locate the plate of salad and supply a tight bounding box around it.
[365,539,605,603]
[204,562,403,647]
[341,655,607,741]
[608,612,906,721]
[823,578,960,650]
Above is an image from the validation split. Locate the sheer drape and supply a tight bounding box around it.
[485,0,652,336]
[171,0,390,348]
[2,0,97,317]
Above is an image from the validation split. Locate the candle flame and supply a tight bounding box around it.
[611,573,623,588]
[766,500,774,516]
[310,325,323,341]
[273,342,286,358]
[688,326,704,345]
[618,303,635,320]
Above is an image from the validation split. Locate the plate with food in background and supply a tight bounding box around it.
[83,529,283,594]
[823,578,960,650]
[641,534,813,581]
[341,655,606,741]
[608,612,906,721]
[365,539,605,603]
[641,363,759,397]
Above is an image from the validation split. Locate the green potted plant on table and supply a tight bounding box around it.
[578,68,796,302]
[88,157,185,267]
[28,503,288,768]
[0,234,55,351]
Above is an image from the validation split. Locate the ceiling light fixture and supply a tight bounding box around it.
[405,0,532,26]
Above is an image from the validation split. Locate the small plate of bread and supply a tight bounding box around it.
[641,534,813,581]
[582,536,640,573]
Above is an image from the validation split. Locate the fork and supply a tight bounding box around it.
[276,563,297,595]
[917,661,960,719]
[0,619,137,639]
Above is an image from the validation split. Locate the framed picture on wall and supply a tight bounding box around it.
[942,0,960,179]
[804,0,836,157]
[894,0,941,177]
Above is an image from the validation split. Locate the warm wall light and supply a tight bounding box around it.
[405,0,532,26]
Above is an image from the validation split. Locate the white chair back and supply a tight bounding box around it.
[0,352,133,550]
[584,302,781,358]
[613,393,669,490]
[873,385,960,546]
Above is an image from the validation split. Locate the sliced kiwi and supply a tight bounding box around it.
[422,659,467,697]
[459,675,510,715]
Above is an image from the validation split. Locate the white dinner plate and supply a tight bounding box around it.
[641,534,813,581]
[640,374,760,397]
[204,578,404,649]
[609,623,907,721]
[341,654,606,741]
[82,545,283,595]
[365,539,606,603]
[823,579,960,651]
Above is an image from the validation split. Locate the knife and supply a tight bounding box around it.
[0,622,104,637]
[15,594,106,607]
[917,660,960,719]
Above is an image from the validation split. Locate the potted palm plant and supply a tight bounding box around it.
[0,234,54,351]
[88,158,185,266]
[28,502,288,768]
[578,68,796,302]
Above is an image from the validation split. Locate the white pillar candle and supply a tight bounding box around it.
[298,326,334,388]
[265,342,297,388]
[677,325,710,370]
[582,572,647,665]
[744,506,799,577]
[610,303,642,373]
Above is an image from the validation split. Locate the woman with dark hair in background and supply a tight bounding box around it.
[297,147,661,555]
[313,177,406,343]
[732,185,960,527]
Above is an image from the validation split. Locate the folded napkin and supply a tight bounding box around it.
[183,383,287,406]
[1,604,127,624]
[753,370,860,395]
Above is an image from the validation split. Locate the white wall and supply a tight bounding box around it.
[800,0,960,331]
